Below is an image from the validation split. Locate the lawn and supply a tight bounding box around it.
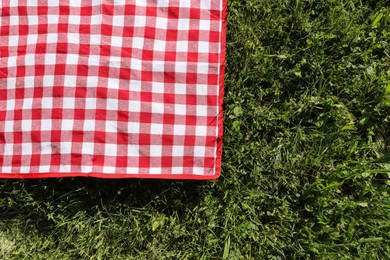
[1,0,390,258]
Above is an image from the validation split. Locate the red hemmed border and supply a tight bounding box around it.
[0,172,219,180]
[0,2,227,180]
[214,0,227,180]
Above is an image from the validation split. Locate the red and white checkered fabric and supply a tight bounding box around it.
[0,0,226,179]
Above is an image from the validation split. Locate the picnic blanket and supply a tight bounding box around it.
[0,1,226,179]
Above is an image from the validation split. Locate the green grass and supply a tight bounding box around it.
[1,0,390,258]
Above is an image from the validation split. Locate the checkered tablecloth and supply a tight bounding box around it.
[0,0,226,179]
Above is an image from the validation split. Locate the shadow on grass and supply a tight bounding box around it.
[0,178,207,231]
